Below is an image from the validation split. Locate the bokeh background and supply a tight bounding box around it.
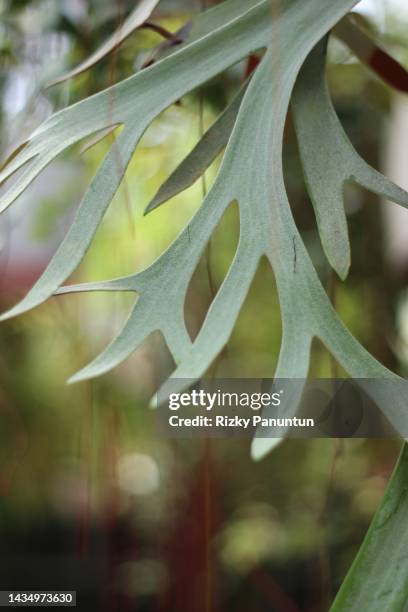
[0,0,408,610]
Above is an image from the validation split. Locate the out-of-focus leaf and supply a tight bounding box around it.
[145,82,248,213]
[292,39,408,279]
[47,0,161,87]
[0,140,29,172]
[140,21,192,68]
[330,443,408,611]
[334,16,408,93]
[79,124,119,155]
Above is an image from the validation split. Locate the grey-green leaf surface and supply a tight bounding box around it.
[47,0,161,87]
[330,443,408,611]
[291,38,408,279]
[60,0,408,456]
[2,0,408,463]
[0,0,272,321]
[55,0,356,390]
[145,82,248,213]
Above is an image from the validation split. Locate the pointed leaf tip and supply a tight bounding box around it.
[251,437,283,461]
[47,0,161,87]
[144,82,247,214]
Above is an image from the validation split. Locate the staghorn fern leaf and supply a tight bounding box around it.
[291,38,408,280]
[144,29,408,280]
[1,0,408,463]
[0,0,271,321]
[145,81,248,214]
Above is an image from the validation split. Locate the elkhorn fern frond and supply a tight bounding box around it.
[1,0,408,461]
